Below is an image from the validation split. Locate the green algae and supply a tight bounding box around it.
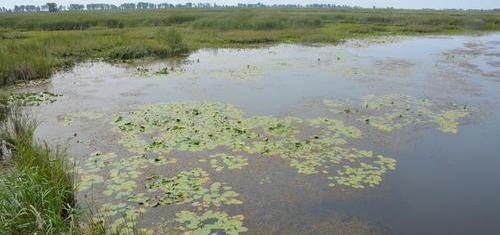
[207,153,248,172]
[175,210,247,235]
[322,95,473,134]
[8,91,61,106]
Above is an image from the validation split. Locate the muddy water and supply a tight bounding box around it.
[16,34,500,234]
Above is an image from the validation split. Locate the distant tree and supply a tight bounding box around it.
[69,4,84,11]
[137,2,146,9]
[46,3,57,12]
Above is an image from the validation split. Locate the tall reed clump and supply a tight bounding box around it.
[0,108,78,234]
[156,28,188,55]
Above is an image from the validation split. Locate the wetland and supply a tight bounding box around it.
[6,33,500,234]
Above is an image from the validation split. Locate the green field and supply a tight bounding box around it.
[0,8,499,85]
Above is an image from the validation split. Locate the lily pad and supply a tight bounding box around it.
[175,210,248,235]
[8,91,61,106]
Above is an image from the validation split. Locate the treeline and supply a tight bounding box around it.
[2,3,360,13]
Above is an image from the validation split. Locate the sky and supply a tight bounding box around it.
[1,0,499,10]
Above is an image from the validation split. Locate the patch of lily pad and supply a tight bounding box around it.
[93,203,152,235]
[332,155,396,189]
[175,210,248,235]
[77,152,176,196]
[322,94,473,134]
[78,151,245,233]
[146,168,242,209]
[112,101,396,189]
[206,153,248,172]
[8,91,61,106]
[79,101,404,234]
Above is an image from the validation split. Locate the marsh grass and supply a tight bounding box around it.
[0,8,498,85]
[0,109,78,234]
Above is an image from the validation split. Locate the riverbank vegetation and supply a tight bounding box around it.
[0,8,499,84]
[0,105,125,234]
[0,104,77,233]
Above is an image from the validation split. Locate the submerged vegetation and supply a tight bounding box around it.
[0,8,499,85]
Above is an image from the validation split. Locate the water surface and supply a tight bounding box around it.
[16,34,500,235]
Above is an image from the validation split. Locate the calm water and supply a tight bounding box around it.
[17,34,500,234]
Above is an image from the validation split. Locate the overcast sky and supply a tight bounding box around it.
[1,0,499,10]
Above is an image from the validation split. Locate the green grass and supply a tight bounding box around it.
[0,8,499,85]
[0,108,78,234]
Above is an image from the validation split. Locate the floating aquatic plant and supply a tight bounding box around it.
[94,203,151,235]
[78,174,104,192]
[259,176,271,185]
[77,152,176,195]
[207,153,248,172]
[155,67,170,75]
[113,102,250,154]
[85,152,117,172]
[8,91,61,106]
[146,168,242,209]
[432,109,470,134]
[112,101,396,190]
[210,64,263,80]
[333,155,397,189]
[175,210,248,235]
[134,66,150,76]
[59,111,105,127]
[76,101,401,233]
[322,95,473,134]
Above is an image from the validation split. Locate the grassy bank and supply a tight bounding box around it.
[0,105,145,234]
[0,106,79,234]
[0,8,499,85]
